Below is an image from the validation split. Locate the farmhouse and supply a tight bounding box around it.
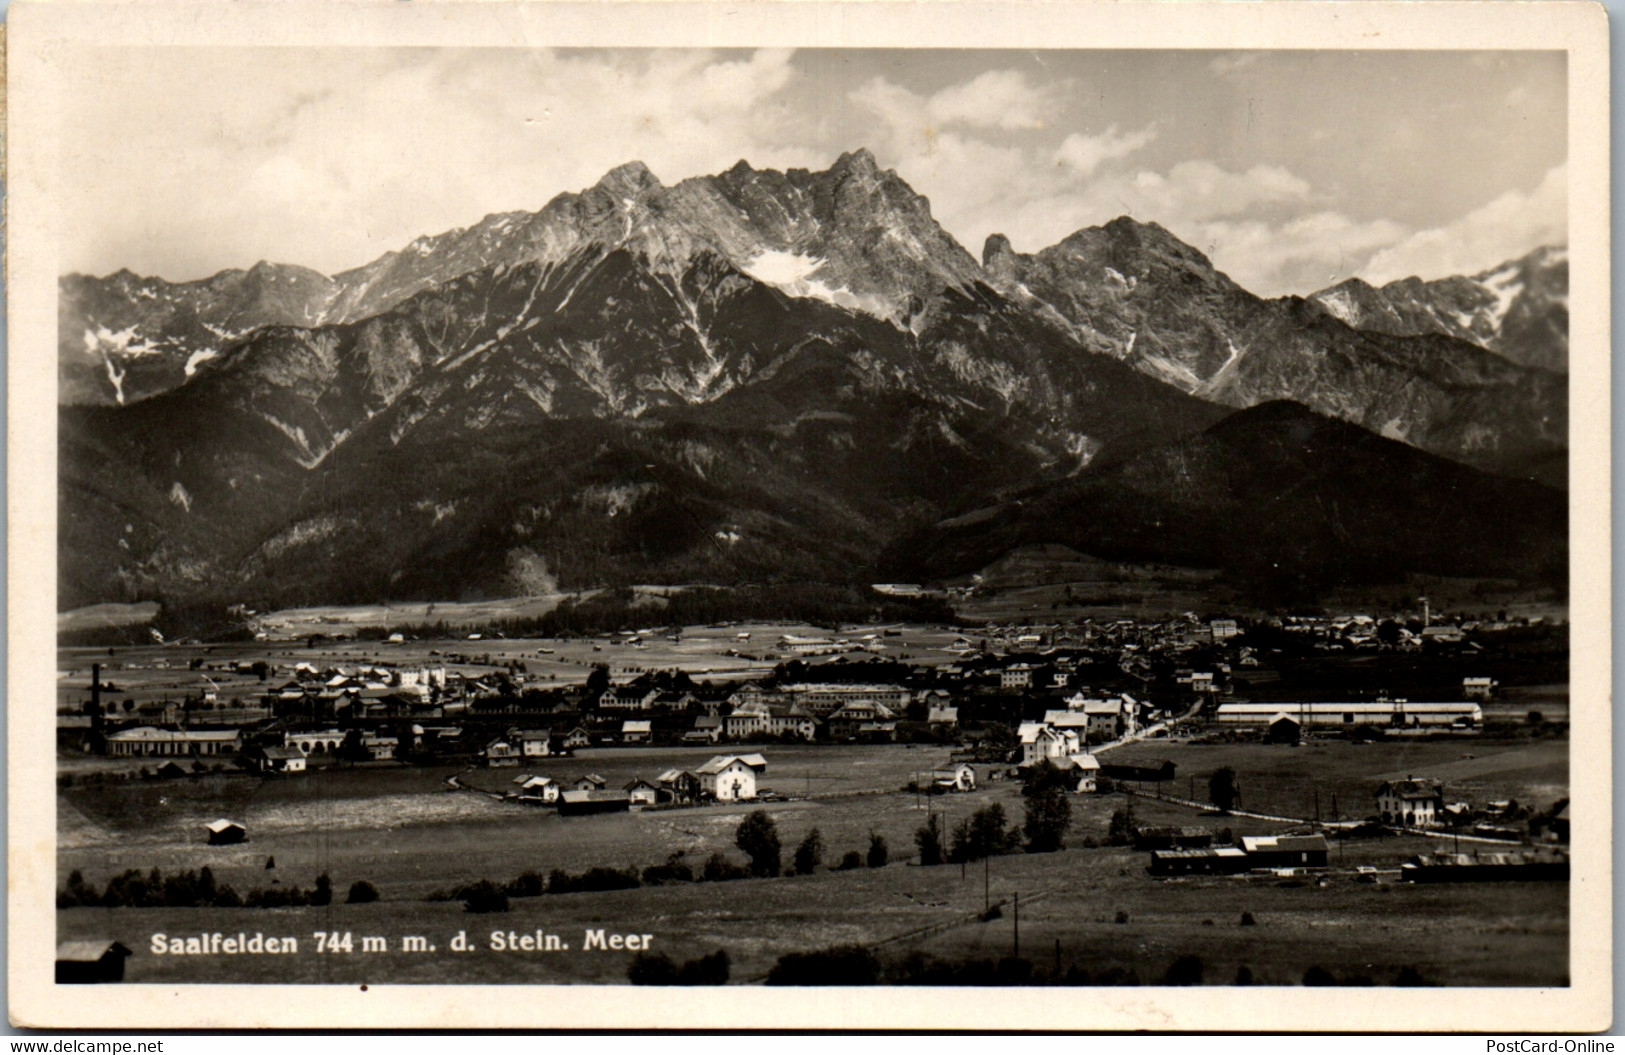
[573,774,608,791]
[483,737,522,767]
[55,941,133,984]
[696,753,767,802]
[1019,723,1080,767]
[1462,677,1498,698]
[683,715,724,744]
[515,728,555,757]
[1064,752,1101,792]
[1082,698,1132,740]
[105,727,239,757]
[828,701,897,739]
[1214,701,1482,730]
[927,705,960,728]
[656,768,702,804]
[599,686,659,711]
[1041,710,1093,735]
[252,745,307,774]
[930,763,976,792]
[1376,778,1446,828]
[512,775,559,804]
[562,727,592,750]
[621,720,652,744]
[624,778,660,806]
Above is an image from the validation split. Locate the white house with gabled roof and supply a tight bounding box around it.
[696,753,767,801]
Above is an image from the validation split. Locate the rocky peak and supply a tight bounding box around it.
[982,234,1019,279]
[594,160,663,198]
[831,147,880,177]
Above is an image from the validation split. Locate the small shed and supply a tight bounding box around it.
[56,941,133,984]
[1266,713,1302,744]
[558,789,632,816]
[260,745,307,774]
[204,818,246,845]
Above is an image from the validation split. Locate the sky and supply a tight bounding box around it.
[57,47,1567,296]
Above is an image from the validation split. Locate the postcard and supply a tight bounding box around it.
[7,0,1611,1031]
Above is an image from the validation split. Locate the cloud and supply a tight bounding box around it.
[926,69,1059,131]
[1054,125,1158,177]
[1190,212,1411,296]
[851,70,1360,294]
[1361,163,1568,283]
[60,47,823,279]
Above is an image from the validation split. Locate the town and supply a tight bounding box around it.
[55,603,1570,986]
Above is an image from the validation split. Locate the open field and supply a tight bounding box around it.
[1101,737,1568,820]
[57,622,969,710]
[57,731,1569,986]
[57,833,1567,986]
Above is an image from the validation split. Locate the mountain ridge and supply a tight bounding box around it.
[58,152,1570,609]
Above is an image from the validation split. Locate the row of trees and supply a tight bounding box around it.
[759,945,1436,987]
[58,867,378,909]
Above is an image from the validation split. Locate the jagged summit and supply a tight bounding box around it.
[831,147,880,174]
[1308,244,1568,373]
[594,159,663,196]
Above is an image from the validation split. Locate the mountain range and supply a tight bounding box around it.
[58,150,1568,611]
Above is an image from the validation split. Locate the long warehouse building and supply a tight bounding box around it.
[1214,700,1482,729]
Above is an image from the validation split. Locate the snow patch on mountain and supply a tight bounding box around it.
[1479,265,1524,328]
[184,348,218,377]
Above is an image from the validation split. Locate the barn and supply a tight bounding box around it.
[557,789,632,815]
[55,941,133,984]
[204,818,246,845]
[1240,834,1330,868]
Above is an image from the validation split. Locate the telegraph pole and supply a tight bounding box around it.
[1013,890,1020,959]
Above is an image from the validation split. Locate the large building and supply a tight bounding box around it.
[724,702,819,741]
[104,727,239,757]
[731,683,910,719]
[1214,700,1481,730]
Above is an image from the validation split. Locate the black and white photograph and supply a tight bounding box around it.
[7,0,1610,1032]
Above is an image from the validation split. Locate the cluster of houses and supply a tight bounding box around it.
[506,754,771,813]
